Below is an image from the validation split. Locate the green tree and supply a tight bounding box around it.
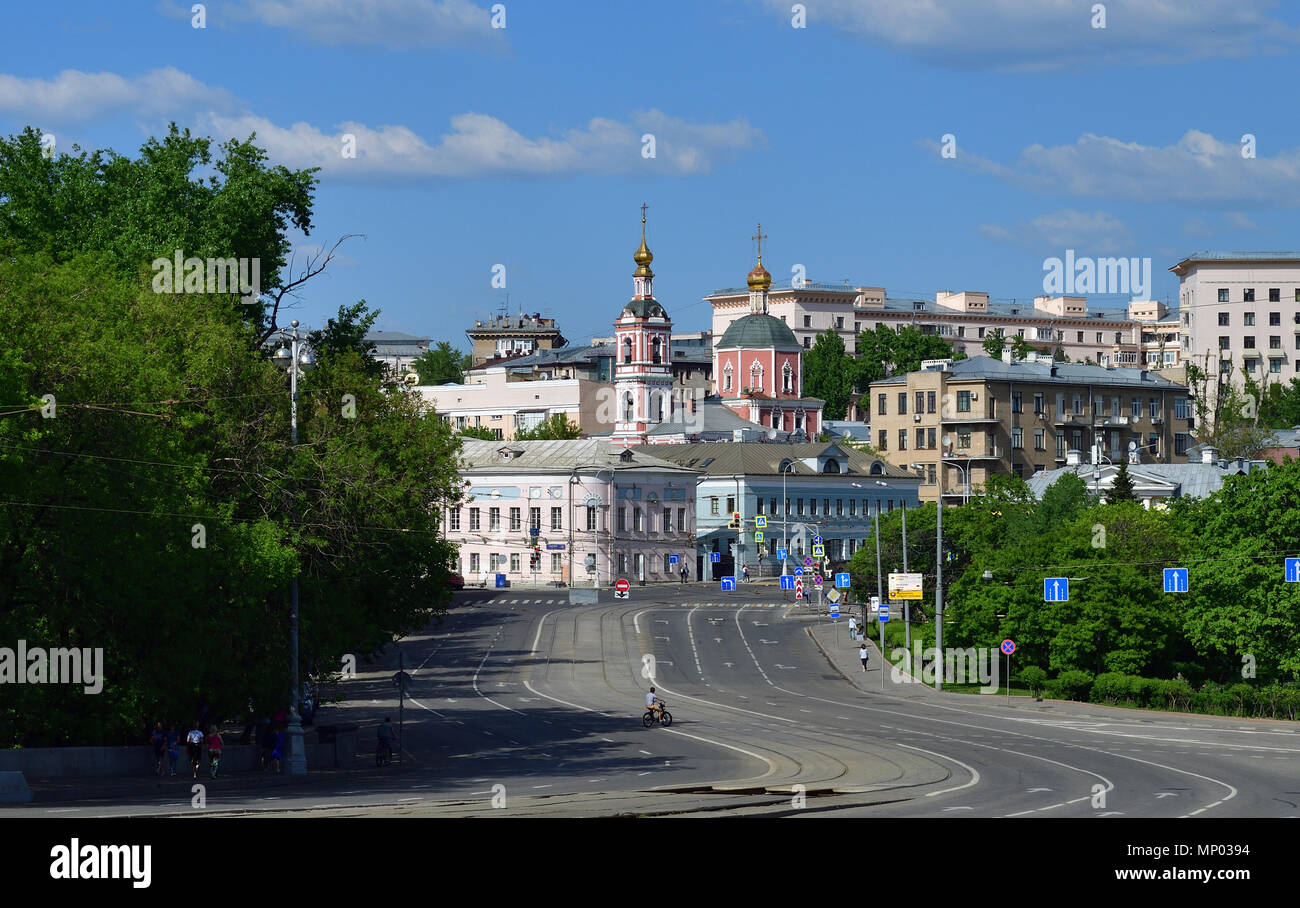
[804,329,855,419]
[458,426,497,440]
[514,413,582,440]
[412,341,473,385]
[0,123,321,337]
[1108,459,1136,503]
[981,328,1035,359]
[306,300,383,380]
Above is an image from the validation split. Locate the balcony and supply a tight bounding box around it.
[1094,415,1129,427]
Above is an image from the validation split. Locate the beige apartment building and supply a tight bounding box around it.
[466,311,567,366]
[1172,252,1300,395]
[706,280,1161,367]
[869,354,1193,503]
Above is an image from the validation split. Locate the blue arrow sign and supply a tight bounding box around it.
[812,535,823,545]
[1163,567,1188,593]
[780,575,795,590]
[1287,557,1300,582]
[709,552,721,563]
[668,554,678,565]
[1044,577,1069,601]
[835,572,851,588]
[777,548,788,560]
[720,576,736,591]
[794,567,804,576]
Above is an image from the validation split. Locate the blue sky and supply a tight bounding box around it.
[6,0,1300,349]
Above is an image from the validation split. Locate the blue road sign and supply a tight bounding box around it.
[803,556,813,567]
[529,527,539,536]
[812,535,823,545]
[829,603,840,618]
[835,572,851,588]
[1043,577,1069,601]
[879,604,890,622]
[812,544,825,557]
[1163,567,1188,593]
[710,552,721,563]
[1000,639,1016,656]
[1287,557,1300,582]
[755,515,767,529]
[669,554,678,565]
[780,575,795,590]
[794,567,804,576]
[720,576,736,591]
[777,548,788,560]
[495,573,506,589]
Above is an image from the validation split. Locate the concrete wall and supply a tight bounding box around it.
[0,728,360,778]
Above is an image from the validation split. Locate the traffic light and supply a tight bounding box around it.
[529,553,538,569]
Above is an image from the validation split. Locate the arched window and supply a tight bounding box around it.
[623,392,634,421]
[623,337,633,364]
[782,361,793,393]
[870,461,884,476]
[750,361,763,391]
[652,393,662,422]
[723,362,733,392]
[794,409,804,432]
[772,409,782,429]
[651,336,662,365]
[822,460,841,473]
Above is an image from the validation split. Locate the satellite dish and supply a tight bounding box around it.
[1128,441,1137,451]
[767,429,778,440]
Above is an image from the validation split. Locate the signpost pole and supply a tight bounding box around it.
[879,609,886,692]
[1006,651,1011,705]
[901,503,910,652]
[397,647,404,766]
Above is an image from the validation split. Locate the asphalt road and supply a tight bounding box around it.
[11,584,1300,818]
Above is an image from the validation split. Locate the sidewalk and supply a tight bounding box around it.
[803,616,936,696]
[20,763,363,805]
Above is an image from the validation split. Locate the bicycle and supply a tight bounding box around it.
[642,702,672,728]
[376,739,395,766]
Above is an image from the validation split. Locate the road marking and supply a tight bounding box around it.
[732,606,774,687]
[942,806,973,811]
[639,749,653,755]
[532,784,553,789]
[897,743,982,798]
[530,610,560,655]
[687,605,705,679]
[638,771,653,776]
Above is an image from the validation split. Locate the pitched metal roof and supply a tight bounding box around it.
[1026,461,1266,500]
[870,354,1186,390]
[717,313,800,349]
[458,439,698,475]
[635,441,914,479]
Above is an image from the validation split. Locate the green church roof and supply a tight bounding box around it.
[717,313,799,349]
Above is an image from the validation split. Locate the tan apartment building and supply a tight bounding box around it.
[466,312,567,365]
[868,354,1193,503]
[707,279,1149,366]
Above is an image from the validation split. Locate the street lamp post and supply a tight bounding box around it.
[780,461,794,576]
[271,320,315,775]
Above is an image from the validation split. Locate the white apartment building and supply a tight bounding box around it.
[1172,252,1300,389]
[415,366,607,439]
[446,440,699,587]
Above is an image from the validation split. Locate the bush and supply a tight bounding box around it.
[1018,666,1047,696]
[1055,669,1094,701]
[1091,672,1131,704]
[1228,683,1255,716]
[1128,677,1159,707]
[1158,679,1193,711]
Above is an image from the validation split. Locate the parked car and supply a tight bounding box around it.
[448,573,465,590]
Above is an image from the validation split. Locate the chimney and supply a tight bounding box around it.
[1066,449,1081,466]
[1201,446,1217,464]
[1001,348,1014,365]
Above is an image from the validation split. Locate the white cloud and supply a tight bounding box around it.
[0,67,236,123]
[977,209,1132,253]
[201,109,765,177]
[953,130,1300,207]
[1224,211,1262,231]
[760,0,1300,70]
[161,0,502,50]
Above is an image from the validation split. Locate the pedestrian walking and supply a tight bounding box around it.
[150,721,166,776]
[166,723,180,776]
[859,643,870,672]
[679,564,687,583]
[742,564,750,582]
[206,726,223,779]
[848,616,858,640]
[269,726,285,774]
[186,722,205,778]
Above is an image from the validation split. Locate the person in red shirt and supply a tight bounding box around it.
[206,727,224,779]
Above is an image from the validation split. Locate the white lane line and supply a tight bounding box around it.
[687,605,704,679]
[523,678,594,713]
[659,727,778,781]
[895,743,981,798]
[530,610,560,655]
[733,606,774,686]
[472,647,526,715]
[639,749,653,755]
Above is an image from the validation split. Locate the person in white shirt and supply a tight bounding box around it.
[859,644,869,672]
[645,687,663,714]
[848,616,858,640]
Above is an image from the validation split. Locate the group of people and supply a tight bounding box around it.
[151,721,225,779]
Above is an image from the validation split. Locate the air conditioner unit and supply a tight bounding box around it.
[914,413,922,422]
[970,392,978,400]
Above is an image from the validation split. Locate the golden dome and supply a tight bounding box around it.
[747,259,771,290]
[634,209,654,277]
